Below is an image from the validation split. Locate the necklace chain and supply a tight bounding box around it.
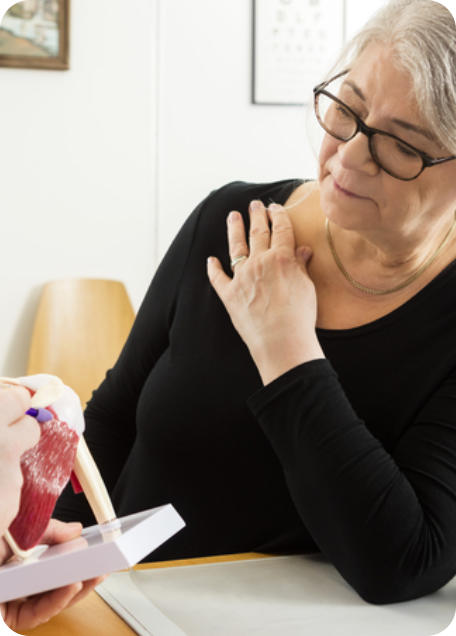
[325,212,456,296]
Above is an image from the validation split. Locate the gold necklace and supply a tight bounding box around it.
[325,211,456,296]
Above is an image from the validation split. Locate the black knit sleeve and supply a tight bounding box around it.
[247,359,456,604]
[54,190,213,525]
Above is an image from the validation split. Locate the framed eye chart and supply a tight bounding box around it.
[252,0,346,105]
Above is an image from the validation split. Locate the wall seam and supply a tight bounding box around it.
[152,0,161,270]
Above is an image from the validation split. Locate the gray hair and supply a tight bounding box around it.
[326,0,456,154]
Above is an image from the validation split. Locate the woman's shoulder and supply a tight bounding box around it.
[187,179,310,263]
[191,178,322,251]
[203,178,308,217]
[283,180,324,247]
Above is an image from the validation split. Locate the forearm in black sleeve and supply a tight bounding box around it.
[248,359,456,604]
[54,191,213,525]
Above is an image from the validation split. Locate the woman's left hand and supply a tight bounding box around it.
[0,519,106,632]
[207,200,324,385]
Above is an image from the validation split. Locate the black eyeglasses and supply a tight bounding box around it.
[313,70,456,181]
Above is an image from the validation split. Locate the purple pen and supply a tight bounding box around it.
[26,407,53,423]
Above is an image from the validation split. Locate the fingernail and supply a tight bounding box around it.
[249,200,262,212]
[228,211,240,223]
[26,407,53,422]
[268,203,282,212]
[298,246,312,261]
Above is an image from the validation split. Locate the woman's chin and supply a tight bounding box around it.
[320,178,373,231]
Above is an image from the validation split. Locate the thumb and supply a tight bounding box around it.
[40,519,83,545]
[296,245,313,268]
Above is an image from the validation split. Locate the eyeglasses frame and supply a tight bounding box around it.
[313,70,456,181]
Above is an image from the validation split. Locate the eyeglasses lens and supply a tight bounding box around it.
[315,80,423,180]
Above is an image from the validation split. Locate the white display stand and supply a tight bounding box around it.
[0,504,184,604]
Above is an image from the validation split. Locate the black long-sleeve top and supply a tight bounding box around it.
[55,179,456,604]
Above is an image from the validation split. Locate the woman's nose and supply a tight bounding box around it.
[337,131,379,176]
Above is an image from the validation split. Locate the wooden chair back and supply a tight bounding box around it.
[27,279,135,407]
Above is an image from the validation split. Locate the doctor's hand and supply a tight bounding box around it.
[0,384,40,535]
[207,200,324,385]
[0,519,106,633]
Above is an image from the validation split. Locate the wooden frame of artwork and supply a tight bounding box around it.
[0,0,70,70]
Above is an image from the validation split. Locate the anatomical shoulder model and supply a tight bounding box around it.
[0,374,116,559]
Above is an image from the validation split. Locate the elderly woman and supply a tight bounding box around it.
[56,0,456,604]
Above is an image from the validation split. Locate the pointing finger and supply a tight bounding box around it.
[296,245,313,268]
[248,200,270,255]
[227,211,249,264]
[0,386,32,429]
[9,415,41,455]
[268,203,296,252]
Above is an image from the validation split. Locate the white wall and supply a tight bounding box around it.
[1,0,158,375]
[1,0,386,376]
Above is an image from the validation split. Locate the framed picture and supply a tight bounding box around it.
[0,0,70,70]
[252,0,345,105]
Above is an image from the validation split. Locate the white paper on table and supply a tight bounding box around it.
[97,554,456,636]
[0,504,185,603]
